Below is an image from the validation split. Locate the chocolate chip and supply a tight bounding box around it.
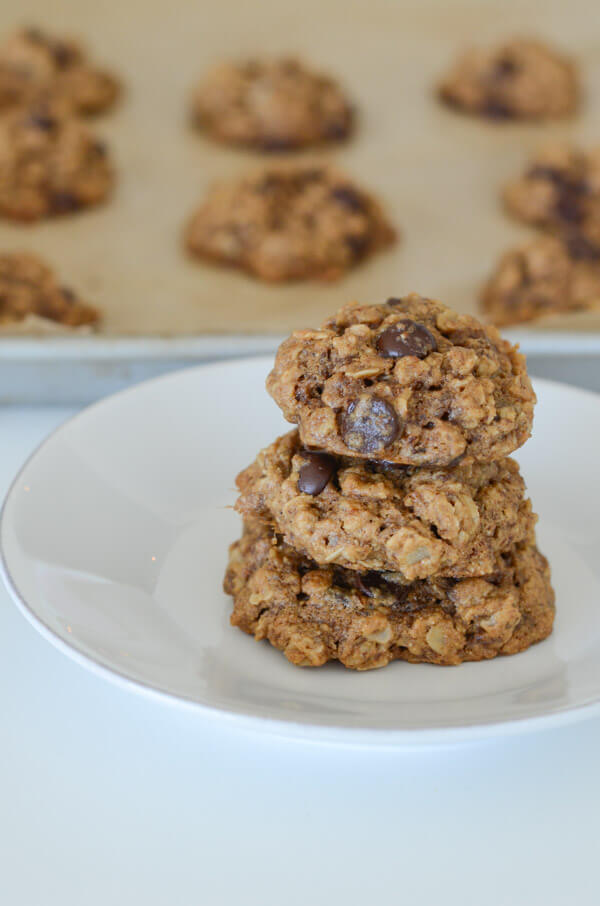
[325,119,351,140]
[51,192,81,213]
[340,395,400,454]
[60,286,75,301]
[493,57,518,78]
[297,451,336,495]
[52,42,76,68]
[345,233,369,259]
[376,319,437,359]
[260,136,296,152]
[25,27,44,43]
[27,111,56,131]
[482,99,512,120]
[555,191,584,224]
[566,234,600,260]
[331,186,366,213]
[527,164,566,185]
[93,140,107,156]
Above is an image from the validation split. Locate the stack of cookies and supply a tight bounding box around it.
[224,294,555,670]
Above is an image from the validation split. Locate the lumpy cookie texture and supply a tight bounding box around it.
[481,235,600,326]
[191,58,353,150]
[0,27,119,116]
[438,38,578,120]
[0,107,113,221]
[0,252,98,327]
[224,520,555,669]
[185,165,396,282]
[503,145,600,257]
[266,295,535,465]
[235,430,536,581]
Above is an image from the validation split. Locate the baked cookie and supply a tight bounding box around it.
[224,520,555,669]
[504,145,600,256]
[0,27,119,116]
[235,430,536,581]
[266,295,535,466]
[0,252,99,327]
[481,235,600,327]
[191,58,353,150]
[438,38,578,120]
[0,106,113,221]
[185,165,396,282]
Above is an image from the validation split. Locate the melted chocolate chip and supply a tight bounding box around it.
[345,233,369,259]
[325,119,351,140]
[52,43,76,67]
[60,286,75,301]
[51,192,81,213]
[566,234,600,260]
[331,186,367,213]
[297,451,336,495]
[482,99,512,120]
[27,111,56,131]
[340,394,400,454]
[555,191,584,224]
[376,319,438,359]
[493,57,518,78]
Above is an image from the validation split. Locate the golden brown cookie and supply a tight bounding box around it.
[0,252,99,327]
[185,165,396,282]
[438,38,578,120]
[0,106,114,222]
[266,295,535,466]
[0,27,119,116]
[235,430,536,581]
[224,520,555,669]
[481,235,600,327]
[191,58,353,150]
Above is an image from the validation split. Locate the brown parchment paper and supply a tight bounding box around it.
[2,0,600,337]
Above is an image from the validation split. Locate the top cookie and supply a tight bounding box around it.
[503,145,600,257]
[266,295,535,466]
[0,27,120,116]
[438,38,578,120]
[191,57,354,150]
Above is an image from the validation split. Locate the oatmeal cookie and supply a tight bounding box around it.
[191,57,353,150]
[266,295,535,465]
[481,235,600,327]
[503,145,600,256]
[224,520,555,669]
[185,164,395,282]
[0,252,98,327]
[0,106,113,221]
[0,27,119,115]
[235,430,536,581]
[438,38,578,120]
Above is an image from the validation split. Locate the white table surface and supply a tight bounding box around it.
[1,406,599,906]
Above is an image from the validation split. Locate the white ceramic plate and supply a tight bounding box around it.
[2,359,600,746]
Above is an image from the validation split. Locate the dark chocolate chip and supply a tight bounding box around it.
[325,119,351,140]
[527,164,567,185]
[52,42,76,68]
[60,286,75,301]
[340,394,400,454]
[376,319,438,359]
[492,57,519,78]
[565,234,600,261]
[555,191,584,224]
[482,99,512,120]
[297,451,336,495]
[51,192,81,213]
[27,111,56,131]
[93,140,107,156]
[345,233,369,258]
[331,186,366,213]
[260,136,297,152]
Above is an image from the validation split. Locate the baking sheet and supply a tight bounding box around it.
[2,0,600,343]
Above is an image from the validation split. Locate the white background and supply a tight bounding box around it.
[1,407,599,906]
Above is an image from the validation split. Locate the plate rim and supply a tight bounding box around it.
[2,359,600,747]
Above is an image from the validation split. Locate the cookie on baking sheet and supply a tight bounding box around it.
[0,252,99,328]
[266,295,535,466]
[0,106,114,222]
[438,38,578,120]
[191,57,353,150]
[0,26,119,116]
[235,429,536,581]
[481,235,600,327]
[223,520,555,669]
[503,145,600,256]
[185,165,396,282]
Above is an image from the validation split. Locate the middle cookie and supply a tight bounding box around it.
[235,430,536,582]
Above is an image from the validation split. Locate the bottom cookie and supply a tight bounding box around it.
[224,520,555,670]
